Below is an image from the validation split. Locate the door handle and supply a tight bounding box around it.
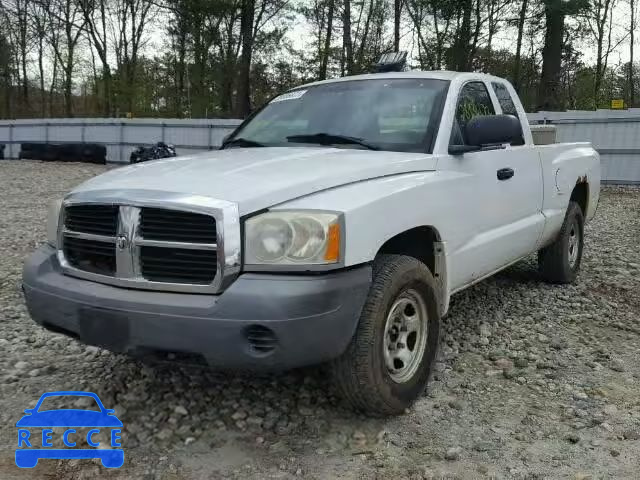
[497,168,514,180]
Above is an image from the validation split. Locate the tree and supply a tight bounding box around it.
[319,0,335,80]
[582,0,626,107]
[0,35,14,117]
[77,0,112,115]
[512,0,528,93]
[394,0,401,50]
[342,0,354,75]
[236,0,256,117]
[629,0,636,106]
[47,0,86,116]
[113,0,156,113]
[448,0,474,71]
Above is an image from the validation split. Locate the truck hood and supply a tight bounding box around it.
[73,147,437,214]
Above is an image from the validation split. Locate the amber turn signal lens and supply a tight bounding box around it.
[324,223,340,262]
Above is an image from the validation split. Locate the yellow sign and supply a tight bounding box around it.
[611,99,624,109]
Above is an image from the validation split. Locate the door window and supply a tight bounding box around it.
[491,82,524,145]
[450,82,495,146]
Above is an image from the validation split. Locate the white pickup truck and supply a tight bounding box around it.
[23,70,600,415]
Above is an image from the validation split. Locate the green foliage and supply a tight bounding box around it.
[458,100,492,122]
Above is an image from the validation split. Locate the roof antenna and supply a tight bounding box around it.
[374,51,408,73]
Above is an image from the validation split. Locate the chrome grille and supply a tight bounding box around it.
[63,236,116,276]
[65,205,118,236]
[140,246,217,284]
[140,208,216,243]
[58,200,233,294]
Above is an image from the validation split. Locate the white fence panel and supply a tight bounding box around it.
[0,118,242,163]
[528,110,640,184]
[0,113,638,183]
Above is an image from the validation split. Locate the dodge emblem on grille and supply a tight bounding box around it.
[116,235,128,250]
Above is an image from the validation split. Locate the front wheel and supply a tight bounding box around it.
[331,254,441,416]
[538,201,584,284]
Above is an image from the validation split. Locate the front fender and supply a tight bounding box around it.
[272,171,467,265]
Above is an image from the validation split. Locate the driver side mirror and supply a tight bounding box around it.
[449,114,522,155]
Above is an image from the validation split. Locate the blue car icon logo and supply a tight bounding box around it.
[15,391,124,468]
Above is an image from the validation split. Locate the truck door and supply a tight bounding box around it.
[441,80,545,290]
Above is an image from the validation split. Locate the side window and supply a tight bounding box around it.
[450,82,495,145]
[491,82,518,117]
[491,82,524,146]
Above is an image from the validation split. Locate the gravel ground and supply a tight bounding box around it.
[1,161,639,480]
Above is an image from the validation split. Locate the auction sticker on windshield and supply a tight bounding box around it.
[270,90,307,103]
[15,391,124,468]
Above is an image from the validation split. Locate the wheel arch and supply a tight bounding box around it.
[375,225,449,315]
[570,179,589,217]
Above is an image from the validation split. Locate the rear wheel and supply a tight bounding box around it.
[538,201,584,283]
[331,254,441,416]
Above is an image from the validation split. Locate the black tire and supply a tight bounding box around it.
[538,201,584,284]
[331,254,441,416]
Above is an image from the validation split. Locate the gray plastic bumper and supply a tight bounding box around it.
[22,245,372,370]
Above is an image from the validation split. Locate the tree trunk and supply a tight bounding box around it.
[631,0,635,107]
[450,0,472,71]
[470,0,481,63]
[513,0,528,93]
[236,0,256,117]
[486,0,497,66]
[64,64,73,117]
[176,31,186,118]
[20,42,28,108]
[537,0,564,111]
[394,0,401,51]
[103,67,112,116]
[37,34,46,117]
[593,0,612,109]
[432,5,443,69]
[319,0,335,80]
[343,0,354,75]
[594,37,604,108]
[50,54,58,117]
[220,19,236,116]
[356,0,374,65]
[92,45,112,116]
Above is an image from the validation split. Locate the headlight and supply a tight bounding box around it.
[244,211,342,268]
[46,199,63,247]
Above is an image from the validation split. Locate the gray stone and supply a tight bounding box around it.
[445,446,463,461]
[174,405,188,416]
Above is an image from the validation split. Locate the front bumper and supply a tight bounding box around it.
[22,246,371,370]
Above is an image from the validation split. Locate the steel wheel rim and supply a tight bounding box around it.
[567,219,580,268]
[383,288,429,384]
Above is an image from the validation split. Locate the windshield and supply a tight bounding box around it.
[229,78,449,153]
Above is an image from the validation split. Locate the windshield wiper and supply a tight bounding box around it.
[287,133,379,151]
[222,137,265,148]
